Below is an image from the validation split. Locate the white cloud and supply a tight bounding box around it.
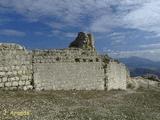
[139,43,160,48]
[34,32,44,36]
[0,0,160,35]
[0,29,26,37]
[123,0,160,34]
[50,30,76,38]
[1,0,160,61]
[89,14,122,32]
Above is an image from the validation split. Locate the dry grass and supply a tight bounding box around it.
[0,89,160,120]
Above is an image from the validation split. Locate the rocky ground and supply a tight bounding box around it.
[0,88,160,120]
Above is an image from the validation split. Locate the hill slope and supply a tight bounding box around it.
[118,57,160,77]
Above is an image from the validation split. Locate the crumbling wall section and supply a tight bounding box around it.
[33,49,104,90]
[0,44,33,90]
[106,61,127,90]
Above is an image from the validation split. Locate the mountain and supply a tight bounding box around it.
[118,56,160,77]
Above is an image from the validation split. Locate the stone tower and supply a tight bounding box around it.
[87,33,95,50]
[69,32,95,50]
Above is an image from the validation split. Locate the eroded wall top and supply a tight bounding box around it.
[69,32,95,50]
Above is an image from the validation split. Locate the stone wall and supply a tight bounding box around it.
[0,44,33,90]
[106,61,127,90]
[33,49,104,90]
[0,43,129,91]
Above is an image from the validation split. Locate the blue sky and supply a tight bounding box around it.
[0,0,160,61]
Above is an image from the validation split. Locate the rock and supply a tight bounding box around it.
[2,77,7,82]
[19,81,25,86]
[0,83,4,88]
[23,85,33,91]
[0,43,25,50]
[25,81,31,85]
[69,32,95,50]
[23,86,28,91]
[5,82,11,87]
[12,81,19,86]
[0,72,5,76]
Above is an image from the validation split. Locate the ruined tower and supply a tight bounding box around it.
[69,32,95,50]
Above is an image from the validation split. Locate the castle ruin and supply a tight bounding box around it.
[0,32,129,91]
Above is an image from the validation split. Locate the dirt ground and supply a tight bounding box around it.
[0,88,160,120]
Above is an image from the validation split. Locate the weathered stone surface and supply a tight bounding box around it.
[0,72,5,76]
[0,83,4,88]
[0,43,33,90]
[2,77,7,82]
[34,62,104,90]
[25,81,31,85]
[69,32,95,50]
[18,81,26,86]
[12,81,19,86]
[5,82,11,87]
[106,61,127,90]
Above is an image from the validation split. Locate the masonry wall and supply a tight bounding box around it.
[0,44,33,90]
[0,43,129,91]
[106,61,127,90]
[33,49,105,90]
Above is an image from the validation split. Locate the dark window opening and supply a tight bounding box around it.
[75,58,80,62]
[56,57,60,61]
[96,58,99,62]
[89,59,93,62]
[83,59,86,62]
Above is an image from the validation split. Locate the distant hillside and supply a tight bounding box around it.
[118,57,160,77]
[130,68,160,77]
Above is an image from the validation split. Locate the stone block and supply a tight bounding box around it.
[21,75,28,80]
[15,66,20,70]
[7,71,12,76]
[2,77,7,82]
[0,67,3,71]
[10,77,16,81]
[22,71,26,74]
[0,83,4,88]
[25,81,31,85]
[17,86,23,90]
[13,71,17,75]
[5,82,11,87]
[3,67,8,71]
[12,81,18,86]
[16,77,19,81]
[0,72,5,76]
[9,87,17,90]
[11,66,16,70]
[18,70,23,74]
[23,85,33,91]
[28,75,32,80]
[18,81,25,86]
